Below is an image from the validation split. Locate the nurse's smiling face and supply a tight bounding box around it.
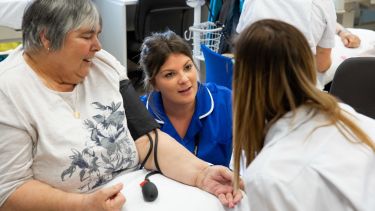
[153,53,198,107]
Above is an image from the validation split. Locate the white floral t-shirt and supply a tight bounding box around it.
[0,47,139,206]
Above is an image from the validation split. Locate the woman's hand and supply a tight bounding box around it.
[340,31,361,48]
[195,165,243,208]
[82,183,126,211]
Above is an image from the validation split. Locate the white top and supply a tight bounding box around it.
[0,47,139,206]
[236,0,337,54]
[243,103,375,211]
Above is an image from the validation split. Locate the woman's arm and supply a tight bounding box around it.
[1,180,125,211]
[135,130,243,208]
[315,46,332,73]
[121,80,242,207]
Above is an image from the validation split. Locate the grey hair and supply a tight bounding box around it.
[22,0,101,52]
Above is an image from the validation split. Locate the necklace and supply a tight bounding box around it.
[55,85,80,119]
[73,87,80,119]
[23,52,80,118]
[53,87,81,119]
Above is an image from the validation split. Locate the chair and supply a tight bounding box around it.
[201,44,233,89]
[126,0,194,93]
[127,0,194,62]
[329,57,375,119]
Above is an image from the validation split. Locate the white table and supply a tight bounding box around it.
[105,169,249,211]
[93,0,138,67]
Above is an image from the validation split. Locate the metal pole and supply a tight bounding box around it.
[186,0,205,67]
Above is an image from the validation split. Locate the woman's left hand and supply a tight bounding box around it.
[195,165,244,208]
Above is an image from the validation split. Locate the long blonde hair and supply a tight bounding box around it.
[232,19,375,189]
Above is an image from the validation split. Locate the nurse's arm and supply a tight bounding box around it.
[316,46,332,73]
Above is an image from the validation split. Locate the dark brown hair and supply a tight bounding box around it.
[139,30,195,92]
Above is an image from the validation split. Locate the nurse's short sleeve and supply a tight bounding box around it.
[314,0,336,48]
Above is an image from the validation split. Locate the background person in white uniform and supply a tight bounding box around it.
[232,19,375,211]
[236,0,336,73]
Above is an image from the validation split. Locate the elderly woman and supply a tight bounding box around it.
[232,19,375,210]
[0,0,242,210]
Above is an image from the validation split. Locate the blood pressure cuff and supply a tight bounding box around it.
[120,79,160,140]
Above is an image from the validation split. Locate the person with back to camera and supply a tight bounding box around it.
[139,30,233,167]
[0,0,243,210]
[231,19,375,211]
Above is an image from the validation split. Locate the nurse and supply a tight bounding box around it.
[139,30,233,167]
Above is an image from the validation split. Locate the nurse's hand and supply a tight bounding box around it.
[195,165,244,208]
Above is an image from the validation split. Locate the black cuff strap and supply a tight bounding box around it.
[153,129,162,174]
[139,133,154,170]
[120,79,159,140]
[139,130,163,175]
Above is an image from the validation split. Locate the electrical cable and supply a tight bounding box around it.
[153,128,162,173]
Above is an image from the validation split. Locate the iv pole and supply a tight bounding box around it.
[186,0,206,67]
